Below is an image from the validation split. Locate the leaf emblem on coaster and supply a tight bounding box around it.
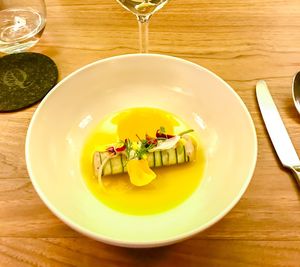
[3,68,33,89]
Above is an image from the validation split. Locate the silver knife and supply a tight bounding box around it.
[256,80,300,187]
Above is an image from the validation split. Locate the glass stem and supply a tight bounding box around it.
[137,15,150,53]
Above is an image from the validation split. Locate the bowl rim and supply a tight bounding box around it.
[25,53,258,248]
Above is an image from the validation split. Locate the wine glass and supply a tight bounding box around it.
[116,0,169,53]
[0,0,46,54]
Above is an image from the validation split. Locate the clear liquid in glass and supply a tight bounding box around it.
[117,0,168,16]
[0,8,46,54]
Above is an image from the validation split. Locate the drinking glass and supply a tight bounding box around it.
[0,0,46,54]
[116,0,169,53]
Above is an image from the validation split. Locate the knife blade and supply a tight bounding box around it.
[256,80,300,186]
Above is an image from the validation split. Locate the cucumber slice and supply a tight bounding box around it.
[93,152,100,176]
[111,156,123,174]
[176,145,185,164]
[183,145,188,162]
[103,157,112,175]
[99,152,105,176]
[155,151,162,167]
[168,148,177,165]
[147,153,155,168]
[120,154,125,173]
[161,150,169,166]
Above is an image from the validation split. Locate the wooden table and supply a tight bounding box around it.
[1,0,300,266]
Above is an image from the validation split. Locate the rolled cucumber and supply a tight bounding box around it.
[94,144,193,177]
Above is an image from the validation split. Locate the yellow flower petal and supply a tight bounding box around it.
[127,159,157,186]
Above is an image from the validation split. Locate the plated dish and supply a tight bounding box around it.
[26,54,257,247]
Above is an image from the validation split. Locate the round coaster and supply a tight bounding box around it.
[0,52,58,112]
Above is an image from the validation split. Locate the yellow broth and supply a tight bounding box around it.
[80,107,206,215]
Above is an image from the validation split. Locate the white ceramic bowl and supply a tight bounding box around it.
[26,54,257,248]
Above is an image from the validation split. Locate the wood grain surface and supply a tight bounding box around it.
[1,0,300,266]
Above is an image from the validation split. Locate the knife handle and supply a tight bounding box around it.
[290,166,300,187]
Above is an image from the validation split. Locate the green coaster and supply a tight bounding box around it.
[0,52,58,112]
